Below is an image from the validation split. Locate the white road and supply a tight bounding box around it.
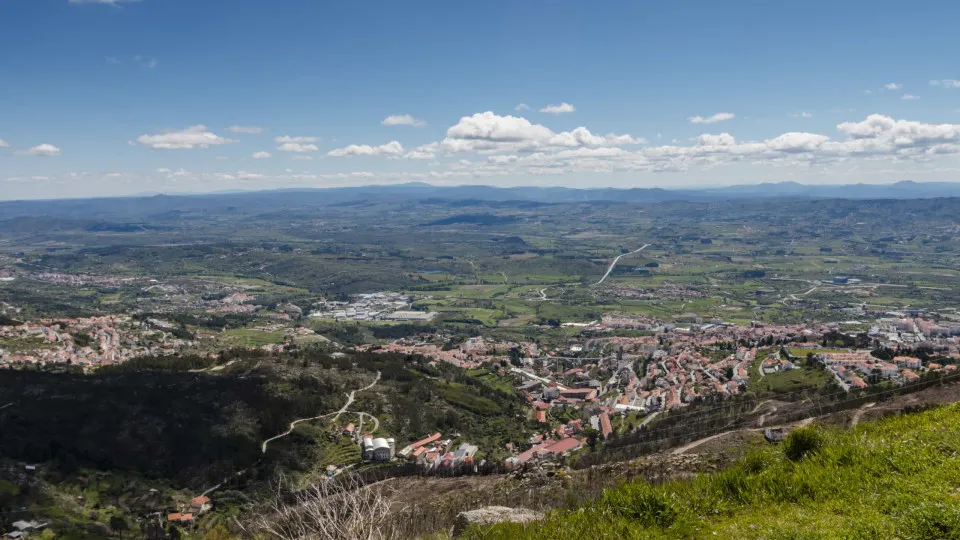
[594,244,650,286]
[261,371,381,453]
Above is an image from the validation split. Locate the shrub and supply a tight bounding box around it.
[783,427,824,461]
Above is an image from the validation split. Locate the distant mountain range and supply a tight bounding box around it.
[2,180,960,219]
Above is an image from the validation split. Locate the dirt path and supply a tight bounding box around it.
[850,402,876,428]
[757,405,779,428]
[262,371,381,453]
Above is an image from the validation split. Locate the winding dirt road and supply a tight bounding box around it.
[261,371,381,453]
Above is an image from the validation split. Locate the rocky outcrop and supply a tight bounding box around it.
[453,506,544,537]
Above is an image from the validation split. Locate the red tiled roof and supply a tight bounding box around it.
[599,412,613,438]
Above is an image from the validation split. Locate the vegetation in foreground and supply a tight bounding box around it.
[466,403,960,539]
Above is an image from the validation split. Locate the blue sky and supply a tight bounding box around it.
[2,0,960,199]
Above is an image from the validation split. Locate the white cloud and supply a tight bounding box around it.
[689,112,735,124]
[402,150,435,160]
[930,79,960,88]
[105,56,121,64]
[277,142,319,153]
[275,135,318,143]
[147,58,158,69]
[695,133,737,146]
[237,171,265,180]
[382,114,426,127]
[791,112,813,118]
[228,126,263,134]
[0,138,8,148]
[515,103,530,111]
[328,141,404,157]
[155,168,171,173]
[17,144,61,156]
[539,102,576,114]
[252,151,272,159]
[902,94,920,101]
[884,82,902,90]
[136,125,234,150]
[291,155,314,161]
[437,112,644,154]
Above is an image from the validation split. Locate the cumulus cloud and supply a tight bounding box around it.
[902,94,920,101]
[328,141,404,157]
[136,125,234,150]
[0,138,9,148]
[791,112,813,118]
[689,112,735,124]
[437,112,644,154]
[884,82,902,90]
[17,144,61,156]
[252,151,272,159]
[275,135,318,144]
[436,113,960,180]
[514,103,530,111]
[277,142,319,153]
[228,126,264,134]
[539,102,575,114]
[930,79,960,88]
[382,114,426,127]
[695,133,737,146]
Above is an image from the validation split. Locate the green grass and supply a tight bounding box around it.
[751,365,829,394]
[465,403,960,539]
[219,328,285,347]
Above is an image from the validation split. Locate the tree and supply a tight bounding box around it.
[109,516,128,540]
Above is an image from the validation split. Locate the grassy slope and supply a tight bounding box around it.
[467,404,960,539]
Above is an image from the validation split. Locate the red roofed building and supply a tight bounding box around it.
[559,388,598,401]
[536,410,547,423]
[599,412,613,438]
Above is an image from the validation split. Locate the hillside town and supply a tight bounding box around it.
[0,315,194,368]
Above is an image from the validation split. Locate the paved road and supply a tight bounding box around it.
[594,244,650,286]
[261,371,381,453]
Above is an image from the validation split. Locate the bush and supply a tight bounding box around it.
[783,427,824,461]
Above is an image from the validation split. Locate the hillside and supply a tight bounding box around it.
[463,403,960,539]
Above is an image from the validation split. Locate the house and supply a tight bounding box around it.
[167,513,194,523]
[893,356,922,370]
[536,410,547,423]
[189,495,211,514]
[559,388,598,401]
[399,432,442,457]
[343,423,355,436]
[599,412,613,438]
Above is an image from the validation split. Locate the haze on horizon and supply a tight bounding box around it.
[3,0,960,200]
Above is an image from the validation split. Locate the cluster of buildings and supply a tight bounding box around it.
[396,432,480,470]
[815,350,953,391]
[0,316,194,368]
[309,292,437,322]
[167,495,212,525]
